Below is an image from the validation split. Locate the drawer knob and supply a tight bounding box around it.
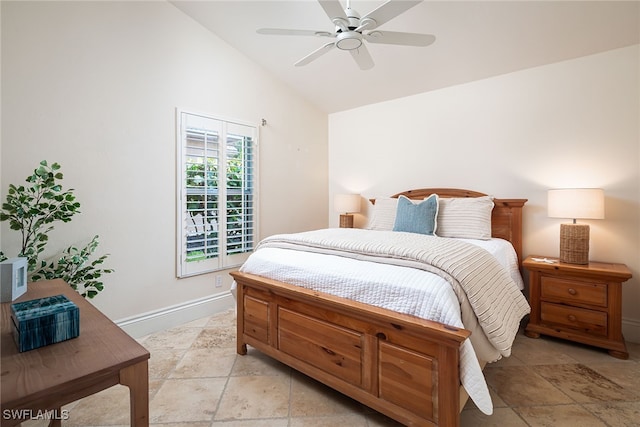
[568,314,577,322]
[568,288,577,296]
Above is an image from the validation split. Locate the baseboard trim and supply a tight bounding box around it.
[116,292,234,339]
[115,294,640,344]
[623,317,640,344]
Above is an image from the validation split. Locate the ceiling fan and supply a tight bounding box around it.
[257,0,435,70]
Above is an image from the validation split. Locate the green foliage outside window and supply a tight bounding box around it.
[184,136,253,262]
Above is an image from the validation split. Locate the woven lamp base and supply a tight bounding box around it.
[559,223,590,264]
[339,214,354,228]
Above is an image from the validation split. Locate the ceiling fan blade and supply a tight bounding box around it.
[318,0,348,21]
[361,0,422,29]
[257,28,333,37]
[350,44,374,70]
[295,42,336,67]
[364,31,435,47]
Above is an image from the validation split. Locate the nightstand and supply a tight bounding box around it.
[523,255,632,359]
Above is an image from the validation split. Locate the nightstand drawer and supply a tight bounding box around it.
[541,302,607,336]
[541,276,607,307]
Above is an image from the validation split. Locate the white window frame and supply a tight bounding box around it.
[176,109,258,278]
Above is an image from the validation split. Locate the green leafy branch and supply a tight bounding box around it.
[0,161,80,270]
[31,236,114,299]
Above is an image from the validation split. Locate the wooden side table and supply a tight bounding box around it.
[523,256,632,359]
[1,279,150,426]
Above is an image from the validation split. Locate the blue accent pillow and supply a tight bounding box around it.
[393,195,438,235]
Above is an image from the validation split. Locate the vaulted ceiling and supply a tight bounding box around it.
[172,1,640,113]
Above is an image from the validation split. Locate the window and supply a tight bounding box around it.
[177,110,257,277]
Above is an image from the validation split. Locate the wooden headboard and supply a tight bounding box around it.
[390,188,527,265]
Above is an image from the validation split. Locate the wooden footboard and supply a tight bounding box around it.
[231,270,471,427]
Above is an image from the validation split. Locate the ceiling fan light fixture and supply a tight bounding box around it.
[257,0,433,69]
[336,31,362,50]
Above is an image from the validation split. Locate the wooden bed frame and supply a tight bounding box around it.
[231,189,527,426]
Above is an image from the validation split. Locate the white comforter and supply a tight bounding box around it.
[237,228,530,415]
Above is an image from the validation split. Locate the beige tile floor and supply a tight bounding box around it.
[22,309,640,426]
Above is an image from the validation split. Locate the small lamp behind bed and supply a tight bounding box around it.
[548,188,604,264]
[335,194,361,228]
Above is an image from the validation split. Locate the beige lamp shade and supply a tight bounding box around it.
[334,194,361,214]
[548,188,605,221]
[548,188,604,265]
[334,194,360,228]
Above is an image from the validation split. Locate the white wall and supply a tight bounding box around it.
[1,1,328,327]
[329,45,640,342]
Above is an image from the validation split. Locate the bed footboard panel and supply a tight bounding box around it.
[232,271,470,427]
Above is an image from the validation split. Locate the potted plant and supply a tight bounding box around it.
[0,161,113,298]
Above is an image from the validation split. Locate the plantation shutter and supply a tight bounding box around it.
[177,111,257,277]
[224,123,256,267]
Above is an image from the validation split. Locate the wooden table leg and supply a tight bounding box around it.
[47,409,62,427]
[119,361,149,427]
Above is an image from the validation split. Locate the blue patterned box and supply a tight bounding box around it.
[10,294,80,352]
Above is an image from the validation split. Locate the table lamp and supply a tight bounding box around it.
[334,194,361,228]
[548,188,604,264]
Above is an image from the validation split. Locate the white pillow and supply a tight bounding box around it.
[437,196,494,240]
[366,198,398,231]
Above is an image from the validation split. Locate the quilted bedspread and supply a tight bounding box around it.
[240,228,530,414]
